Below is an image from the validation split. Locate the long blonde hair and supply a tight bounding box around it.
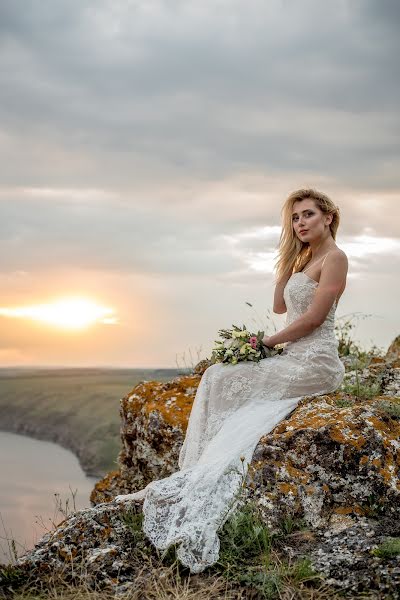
[274,188,340,282]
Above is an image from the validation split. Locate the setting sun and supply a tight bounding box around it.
[0,297,118,330]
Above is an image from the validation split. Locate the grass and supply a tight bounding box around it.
[377,399,400,419]
[278,515,308,535]
[341,379,381,400]
[210,501,325,599]
[334,314,385,363]
[0,562,245,599]
[0,483,85,568]
[334,398,354,408]
[371,537,400,558]
[113,498,355,599]
[340,353,383,400]
[361,494,387,518]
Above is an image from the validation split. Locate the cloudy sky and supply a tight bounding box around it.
[0,0,399,368]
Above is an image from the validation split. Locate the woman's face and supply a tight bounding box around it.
[292,199,331,242]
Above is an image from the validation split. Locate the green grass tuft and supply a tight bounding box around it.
[341,380,381,400]
[372,537,400,558]
[278,515,308,535]
[377,400,400,419]
[334,398,354,408]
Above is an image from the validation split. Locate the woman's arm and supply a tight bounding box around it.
[264,251,348,346]
[273,270,292,314]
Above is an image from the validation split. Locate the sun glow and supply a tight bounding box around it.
[0,297,118,330]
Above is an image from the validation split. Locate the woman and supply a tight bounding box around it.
[116,188,348,573]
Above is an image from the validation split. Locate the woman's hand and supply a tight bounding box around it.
[262,335,276,348]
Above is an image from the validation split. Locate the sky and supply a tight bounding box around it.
[0,0,399,368]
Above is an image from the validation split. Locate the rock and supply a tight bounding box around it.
[91,373,201,504]
[91,338,400,506]
[192,358,212,375]
[9,501,155,592]
[248,391,400,528]
[9,337,400,597]
[339,338,400,397]
[386,335,400,362]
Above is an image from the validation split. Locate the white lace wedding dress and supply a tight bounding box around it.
[116,271,345,573]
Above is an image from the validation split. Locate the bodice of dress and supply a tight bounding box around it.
[283,271,338,352]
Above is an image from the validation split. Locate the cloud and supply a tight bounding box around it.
[1,183,399,282]
[0,0,399,191]
[0,1,399,365]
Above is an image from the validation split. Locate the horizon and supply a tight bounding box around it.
[0,365,185,370]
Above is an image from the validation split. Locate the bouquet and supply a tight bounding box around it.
[210,324,283,366]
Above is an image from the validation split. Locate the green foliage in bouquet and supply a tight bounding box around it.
[210,324,284,366]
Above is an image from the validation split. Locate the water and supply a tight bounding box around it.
[0,431,99,565]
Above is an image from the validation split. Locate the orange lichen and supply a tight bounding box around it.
[94,470,120,491]
[271,404,373,453]
[365,415,390,432]
[377,455,400,489]
[328,425,366,450]
[101,526,112,539]
[57,546,78,561]
[333,505,364,516]
[273,407,334,435]
[122,375,200,428]
[333,506,353,515]
[370,357,386,365]
[277,482,298,495]
[285,463,311,483]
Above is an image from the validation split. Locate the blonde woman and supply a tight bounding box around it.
[116,189,348,574]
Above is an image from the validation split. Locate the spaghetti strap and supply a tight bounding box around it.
[321,251,331,269]
[303,251,331,273]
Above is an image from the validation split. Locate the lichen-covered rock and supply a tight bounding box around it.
[91,373,201,504]
[247,392,400,530]
[193,358,212,375]
[92,341,399,506]
[10,501,155,594]
[14,338,399,597]
[387,335,400,361]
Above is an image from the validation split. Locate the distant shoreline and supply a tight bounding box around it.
[0,420,104,479]
[0,366,187,378]
[0,367,187,478]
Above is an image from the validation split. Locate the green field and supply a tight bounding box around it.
[0,367,187,477]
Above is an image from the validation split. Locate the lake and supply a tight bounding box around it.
[0,431,99,565]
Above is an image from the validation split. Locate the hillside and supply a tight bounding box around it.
[0,368,186,477]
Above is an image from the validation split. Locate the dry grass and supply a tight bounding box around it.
[1,453,385,600]
[2,560,240,599]
[1,558,364,600]
[0,502,379,600]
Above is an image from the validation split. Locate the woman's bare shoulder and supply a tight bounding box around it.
[325,247,348,281]
[329,246,348,265]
